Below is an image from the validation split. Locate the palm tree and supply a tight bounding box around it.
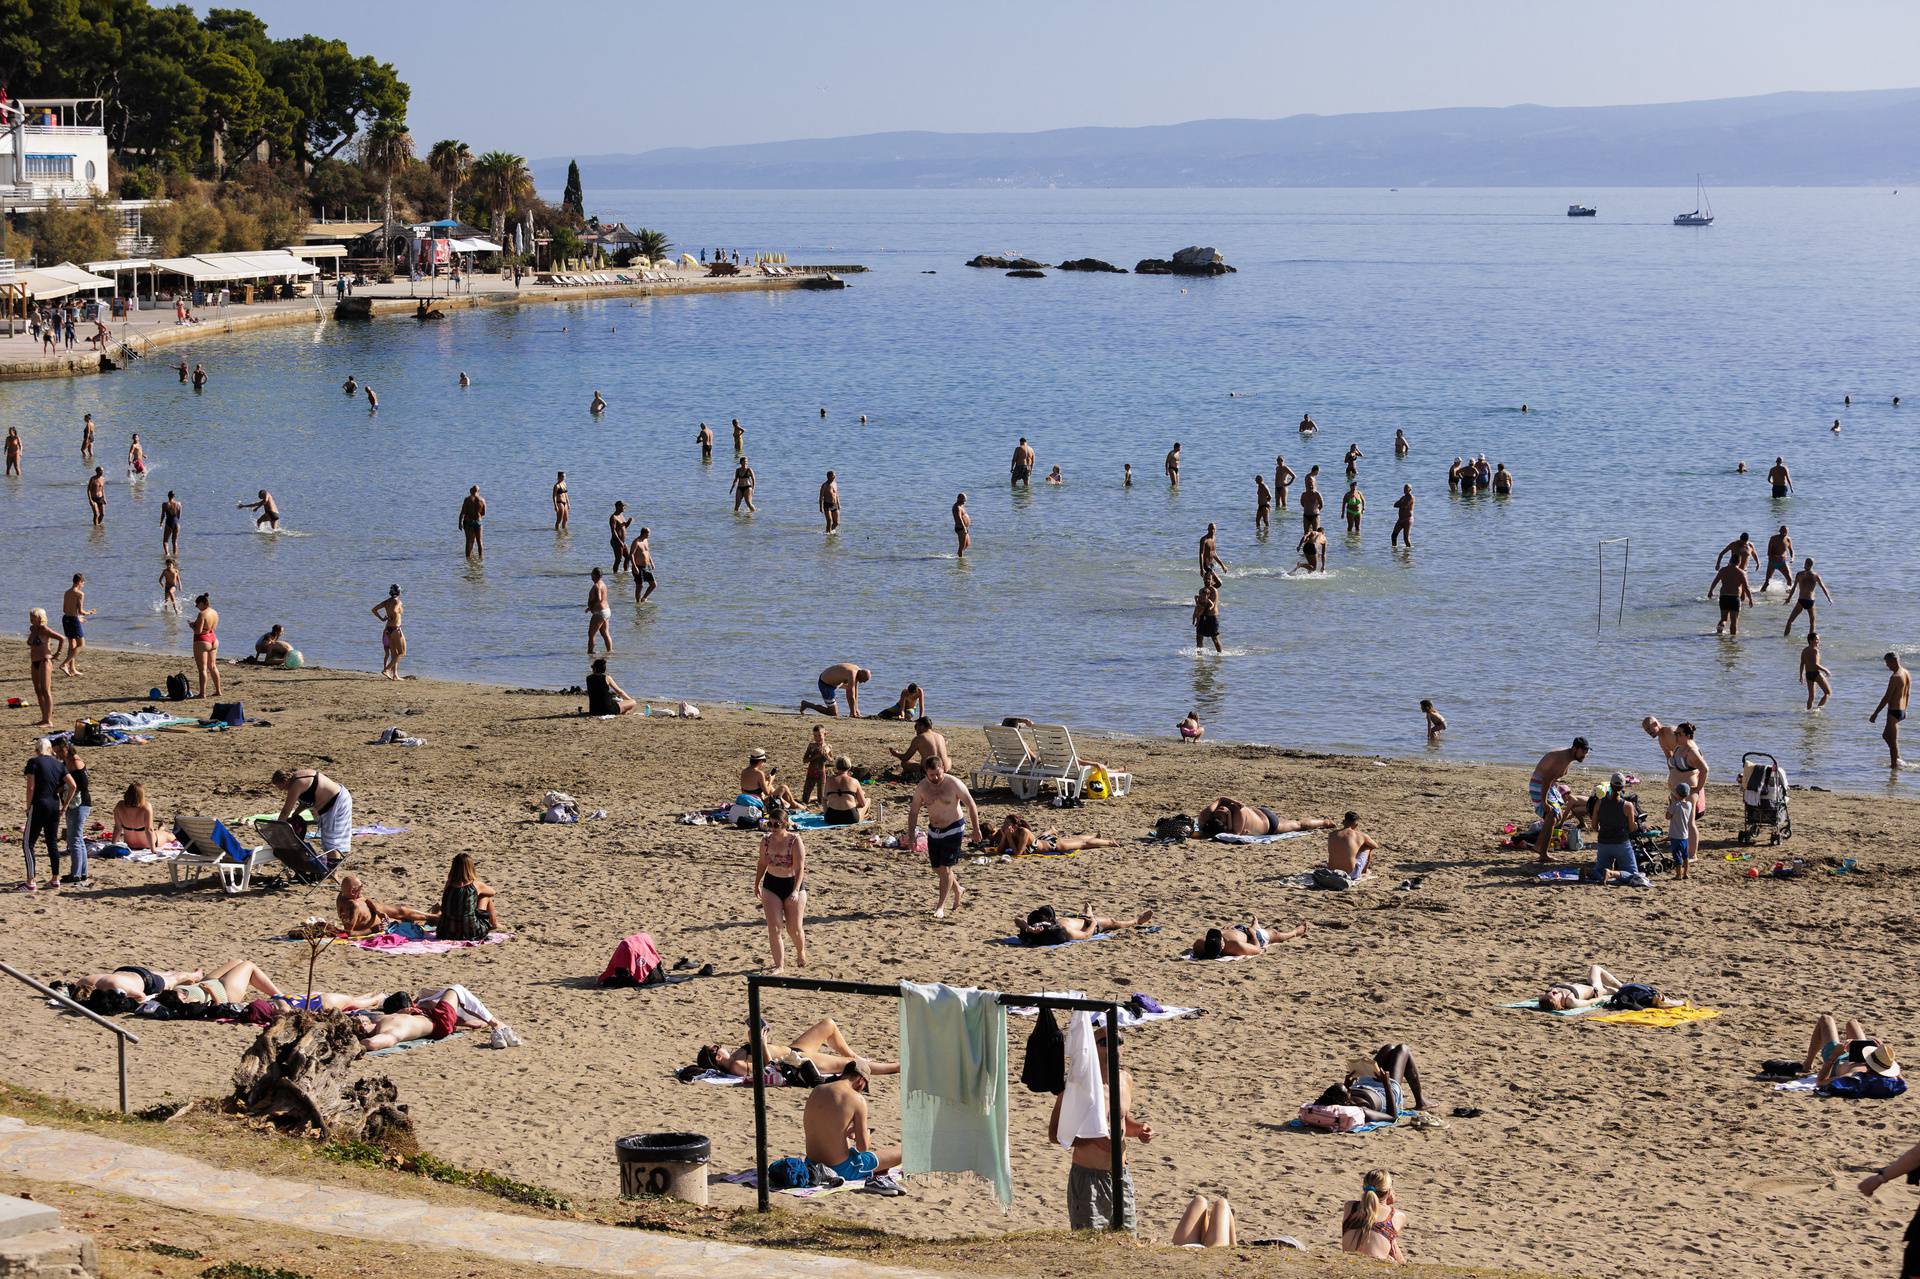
[635,228,673,264]
[427,139,472,222]
[470,151,534,247]
[364,119,414,254]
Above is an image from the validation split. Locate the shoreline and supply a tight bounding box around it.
[0,270,847,383]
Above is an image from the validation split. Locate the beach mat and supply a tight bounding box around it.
[990,926,1160,950]
[1499,999,1599,1018]
[367,1032,465,1058]
[790,812,871,831]
[1771,1074,1820,1093]
[1283,1109,1418,1136]
[1589,1005,1722,1028]
[1214,830,1310,845]
[349,929,513,955]
[716,1168,890,1199]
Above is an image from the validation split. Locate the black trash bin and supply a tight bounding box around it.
[615,1132,710,1204]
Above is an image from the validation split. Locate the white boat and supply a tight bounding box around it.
[1673,176,1714,226]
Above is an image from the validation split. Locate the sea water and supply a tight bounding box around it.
[2,187,1914,788]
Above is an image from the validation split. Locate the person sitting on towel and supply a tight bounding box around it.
[695,1017,899,1079]
[1537,965,1686,1012]
[1314,1046,1427,1125]
[803,1059,902,1187]
[434,853,499,941]
[1013,904,1154,947]
[983,813,1120,855]
[334,873,435,937]
[1196,798,1335,838]
[1323,811,1378,881]
[1188,917,1308,959]
[1805,1014,1902,1086]
[111,783,157,851]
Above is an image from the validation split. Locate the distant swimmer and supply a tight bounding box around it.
[1343,481,1365,534]
[176,358,189,383]
[1394,429,1409,457]
[1767,456,1793,498]
[1421,699,1447,736]
[1011,437,1035,488]
[1870,651,1911,767]
[586,567,612,654]
[590,390,607,415]
[1493,463,1513,495]
[3,427,19,475]
[1298,412,1316,435]
[1737,461,1749,472]
[1844,394,1851,406]
[1832,419,1842,433]
[1519,403,1528,413]
[1254,474,1272,533]
[1297,524,1327,572]
[1716,531,1757,573]
[859,414,869,424]
[731,418,745,453]
[86,467,106,525]
[1040,465,1063,485]
[952,493,971,557]
[1783,558,1834,636]
[459,371,470,388]
[1799,632,1831,709]
[608,501,632,569]
[696,422,713,462]
[81,413,94,461]
[160,490,182,554]
[1165,442,1181,486]
[372,585,405,679]
[1896,396,1902,407]
[127,434,146,476]
[1391,484,1413,547]
[158,558,180,612]
[1344,442,1363,478]
[1199,522,1229,578]
[191,363,207,390]
[731,456,757,513]
[1708,560,1754,636]
[1123,463,1132,487]
[1274,454,1294,509]
[238,489,281,531]
[801,662,870,717]
[365,386,378,410]
[552,471,570,531]
[1761,525,1793,591]
[458,485,487,559]
[343,375,357,394]
[819,407,827,419]
[819,470,841,533]
[1192,579,1222,653]
[631,527,657,602]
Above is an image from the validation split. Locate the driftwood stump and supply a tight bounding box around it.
[230,1011,415,1148]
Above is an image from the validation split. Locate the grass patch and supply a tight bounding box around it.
[200,1265,316,1279]
[147,1241,204,1259]
[318,1138,572,1211]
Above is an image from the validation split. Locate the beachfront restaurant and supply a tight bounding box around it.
[0,261,115,332]
[87,250,322,307]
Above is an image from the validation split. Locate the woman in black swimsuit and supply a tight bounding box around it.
[755,804,808,972]
[820,756,868,825]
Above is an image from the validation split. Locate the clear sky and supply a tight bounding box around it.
[209,0,1920,158]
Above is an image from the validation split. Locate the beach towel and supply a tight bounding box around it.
[899,981,1011,1207]
[1536,868,1584,882]
[350,929,512,955]
[1214,830,1309,844]
[1283,1108,1417,1135]
[351,823,410,837]
[600,933,663,987]
[1006,997,1200,1030]
[790,811,870,831]
[1771,1074,1820,1093]
[366,1031,464,1058]
[1499,999,1599,1018]
[716,1168,883,1199]
[989,927,1160,950]
[1589,1005,1722,1028]
[1277,870,1379,890]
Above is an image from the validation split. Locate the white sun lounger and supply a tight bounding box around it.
[1018,724,1132,800]
[972,724,1035,794]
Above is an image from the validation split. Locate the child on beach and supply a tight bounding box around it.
[802,725,831,805]
[1179,711,1204,742]
[1668,783,1698,879]
[1421,700,1447,736]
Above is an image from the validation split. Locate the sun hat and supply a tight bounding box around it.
[748,747,768,761]
[1863,1042,1902,1078]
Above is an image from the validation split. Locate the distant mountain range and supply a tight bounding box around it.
[537,89,1920,189]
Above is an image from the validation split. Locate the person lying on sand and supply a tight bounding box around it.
[351,986,500,1051]
[81,959,279,1012]
[1537,965,1686,1012]
[1313,1045,1427,1124]
[1805,1014,1902,1086]
[804,1060,903,1190]
[1188,918,1308,959]
[334,873,435,937]
[62,964,203,1010]
[982,813,1120,855]
[696,1017,899,1079]
[1196,798,1335,838]
[1013,904,1154,946]
[1172,1194,1238,1247]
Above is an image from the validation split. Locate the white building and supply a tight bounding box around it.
[0,98,111,206]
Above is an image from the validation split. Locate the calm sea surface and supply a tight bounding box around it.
[4,188,1916,789]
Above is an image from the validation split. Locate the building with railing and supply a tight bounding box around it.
[0,98,111,207]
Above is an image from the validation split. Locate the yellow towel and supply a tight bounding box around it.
[1590,1004,1721,1028]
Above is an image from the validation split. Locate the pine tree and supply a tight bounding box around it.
[562,160,584,222]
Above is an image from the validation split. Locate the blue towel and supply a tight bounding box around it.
[791,812,869,831]
[1284,1109,1417,1135]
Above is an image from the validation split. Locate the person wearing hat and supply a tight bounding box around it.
[1806,1014,1901,1087]
[1048,1022,1152,1232]
[1667,782,1699,880]
[1589,772,1644,884]
[1528,737,1589,863]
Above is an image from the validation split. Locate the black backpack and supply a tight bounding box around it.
[1607,983,1660,1011]
[165,673,190,701]
[1154,814,1195,842]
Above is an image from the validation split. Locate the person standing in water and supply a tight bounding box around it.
[1709,560,1754,636]
[1870,652,1910,768]
[1344,442,1363,478]
[551,472,569,531]
[586,567,613,655]
[158,559,181,612]
[1299,411,1317,434]
[86,468,106,526]
[372,586,405,680]
[607,501,633,571]
[238,490,280,530]
[1301,469,1324,532]
[731,456,757,513]
[4,427,20,475]
[1761,525,1793,593]
[364,385,378,411]
[1165,442,1181,486]
[1394,429,1409,457]
[1767,456,1794,498]
[1783,558,1835,636]
[1254,475,1272,534]
[731,418,745,453]
[952,493,971,557]
[1011,437,1035,488]
[458,371,470,387]
[1799,632,1832,709]
[631,528,657,602]
[1274,455,1294,509]
[696,422,713,463]
[458,486,487,560]
[159,490,182,555]
[1199,522,1228,578]
[127,434,145,476]
[819,470,841,534]
[1391,485,1414,547]
[1343,480,1365,534]
[589,390,606,415]
[59,575,94,678]
[80,413,95,461]
[1192,578,1222,653]
[190,363,207,391]
[1123,463,1133,486]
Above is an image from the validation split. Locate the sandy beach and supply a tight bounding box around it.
[1,645,1915,1277]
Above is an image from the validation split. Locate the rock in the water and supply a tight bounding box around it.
[1137,247,1236,276]
[966,254,1046,269]
[1134,258,1174,275]
[1007,268,1046,278]
[1056,258,1126,273]
[231,1011,416,1148]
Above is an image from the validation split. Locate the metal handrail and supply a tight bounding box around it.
[0,960,138,1112]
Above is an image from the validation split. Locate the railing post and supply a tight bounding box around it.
[117,1035,127,1114]
[749,978,768,1213]
[1104,1003,1125,1233]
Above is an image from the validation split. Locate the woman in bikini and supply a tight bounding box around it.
[1188,917,1309,959]
[696,1017,899,1079]
[190,594,220,698]
[112,783,156,850]
[755,804,808,972]
[551,471,569,530]
[1804,1014,1901,1086]
[1664,722,1708,819]
[983,813,1119,855]
[821,755,869,825]
[26,608,63,730]
[1195,797,1335,838]
[1340,1169,1407,1263]
[371,585,405,679]
[1536,964,1685,1012]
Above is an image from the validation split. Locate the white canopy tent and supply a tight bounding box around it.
[16,263,115,299]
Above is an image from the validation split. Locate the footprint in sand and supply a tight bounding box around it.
[1735,1174,1828,1197]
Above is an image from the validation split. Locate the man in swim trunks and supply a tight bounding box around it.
[607,501,633,570]
[1165,442,1181,486]
[238,490,280,530]
[731,457,757,513]
[905,755,979,918]
[1199,522,1228,578]
[1394,429,1409,456]
[1708,560,1754,636]
[69,965,202,1005]
[87,467,106,525]
[1528,737,1589,863]
[160,490,182,554]
[1192,580,1222,653]
[1870,652,1911,768]
[890,716,950,780]
[819,470,841,533]
[696,421,713,461]
[1715,531,1757,572]
[803,1062,902,1187]
[1274,455,1294,509]
[458,486,486,559]
[1254,475,1271,533]
[801,662,870,717]
[1324,811,1377,881]
[1390,485,1414,547]
[1050,1025,1152,1231]
[1300,474,1324,532]
[1761,525,1793,592]
[952,493,971,557]
[1297,525,1328,572]
[335,873,436,936]
[631,527,657,602]
[1799,633,1833,709]
[59,574,93,677]
[1783,558,1834,636]
[1194,798,1334,838]
[731,418,745,452]
[1299,411,1316,434]
[1766,456,1793,498]
[1014,905,1154,946]
[1011,437,1035,487]
[586,567,613,654]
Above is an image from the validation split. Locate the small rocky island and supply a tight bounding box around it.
[966,247,1233,276]
[966,254,1048,269]
[1056,257,1127,272]
[1135,246,1236,276]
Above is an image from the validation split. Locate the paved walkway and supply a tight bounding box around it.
[0,1117,943,1279]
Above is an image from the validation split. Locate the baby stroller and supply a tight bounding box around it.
[1738,752,1791,846]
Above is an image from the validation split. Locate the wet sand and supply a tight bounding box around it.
[3,646,1916,1278]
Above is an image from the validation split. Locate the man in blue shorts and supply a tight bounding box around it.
[800,661,869,717]
[905,756,980,919]
[803,1061,901,1188]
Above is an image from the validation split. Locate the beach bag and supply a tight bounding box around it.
[1606,983,1660,1011]
[1312,866,1355,891]
[1153,814,1195,842]
[73,719,105,747]
[165,673,190,701]
[766,1156,814,1190]
[729,793,766,829]
[1298,1103,1367,1132]
[211,701,244,726]
[1822,1073,1908,1100]
[1020,1006,1066,1095]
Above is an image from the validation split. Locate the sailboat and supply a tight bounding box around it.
[1673,175,1714,226]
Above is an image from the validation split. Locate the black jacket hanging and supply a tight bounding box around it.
[1020,1005,1066,1094]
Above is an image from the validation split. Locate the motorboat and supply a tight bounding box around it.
[1567,204,1597,217]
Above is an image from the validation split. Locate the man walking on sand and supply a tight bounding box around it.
[1870,652,1911,768]
[458,486,487,560]
[905,756,979,918]
[1048,1024,1152,1233]
[586,567,612,654]
[801,662,870,717]
[1528,737,1589,862]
